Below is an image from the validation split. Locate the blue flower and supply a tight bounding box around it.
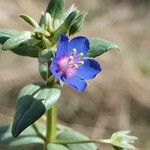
[50,35,102,92]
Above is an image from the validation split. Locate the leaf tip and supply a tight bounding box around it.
[114,44,120,51]
[11,126,19,138]
[2,43,8,50]
[19,14,24,17]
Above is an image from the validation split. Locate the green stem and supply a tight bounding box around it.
[33,123,46,141]
[46,104,57,145]
[52,139,111,145]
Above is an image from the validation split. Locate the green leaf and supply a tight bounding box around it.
[57,130,97,150]
[11,45,40,58]
[20,14,40,28]
[46,0,64,20]
[12,83,61,137]
[1,32,42,57]
[50,11,78,44]
[2,31,32,50]
[0,124,44,147]
[87,38,119,58]
[47,144,69,150]
[0,29,20,44]
[11,38,41,57]
[69,11,87,35]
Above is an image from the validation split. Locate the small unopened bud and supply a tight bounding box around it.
[110,131,138,150]
[69,11,87,35]
[44,13,53,32]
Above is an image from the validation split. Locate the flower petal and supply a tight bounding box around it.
[50,60,87,92]
[75,59,101,80]
[68,36,90,56]
[50,60,62,81]
[64,76,87,92]
[56,34,69,59]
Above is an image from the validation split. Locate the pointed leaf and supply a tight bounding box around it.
[11,45,40,58]
[0,29,41,57]
[1,32,42,57]
[2,31,32,50]
[12,83,61,137]
[11,38,41,57]
[46,0,64,20]
[57,130,97,150]
[50,11,78,44]
[47,144,69,150]
[20,14,40,28]
[0,29,20,44]
[87,38,119,58]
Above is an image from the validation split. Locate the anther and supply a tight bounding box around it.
[69,56,74,60]
[78,61,84,65]
[78,53,84,57]
[72,48,77,55]
[73,64,78,69]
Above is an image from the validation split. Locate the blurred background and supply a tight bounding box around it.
[0,0,150,149]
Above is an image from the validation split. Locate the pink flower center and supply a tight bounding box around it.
[57,49,84,77]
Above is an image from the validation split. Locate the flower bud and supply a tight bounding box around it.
[110,131,138,150]
[69,11,87,35]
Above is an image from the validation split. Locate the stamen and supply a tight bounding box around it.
[69,56,74,60]
[72,48,77,55]
[78,53,84,57]
[73,64,78,69]
[78,61,84,65]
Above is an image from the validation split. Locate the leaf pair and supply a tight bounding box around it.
[0,123,97,150]
[12,83,61,137]
[0,29,119,59]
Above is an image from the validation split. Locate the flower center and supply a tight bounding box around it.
[57,48,84,77]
